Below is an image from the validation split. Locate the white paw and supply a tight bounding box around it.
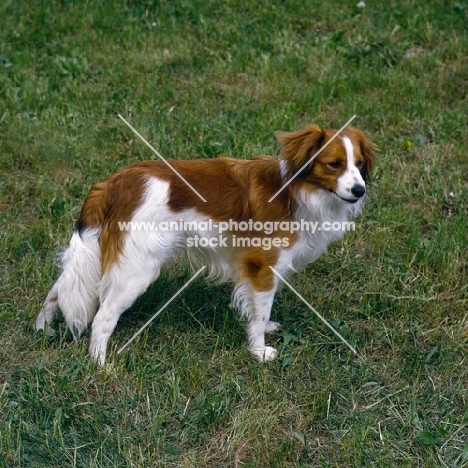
[35,320,56,337]
[265,321,280,334]
[251,346,278,363]
[89,345,106,367]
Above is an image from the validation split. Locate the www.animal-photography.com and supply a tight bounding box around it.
[1,1,467,467]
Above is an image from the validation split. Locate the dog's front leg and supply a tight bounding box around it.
[247,288,278,362]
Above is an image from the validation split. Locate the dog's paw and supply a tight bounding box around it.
[89,345,107,367]
[251,346,278,363]
[35,321,57,337]
[265,321,280,334]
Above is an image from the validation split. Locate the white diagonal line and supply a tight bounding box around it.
[269,266,364,360]
[118,114,207,202]
[117,266,206,355]
[268,115,357,202]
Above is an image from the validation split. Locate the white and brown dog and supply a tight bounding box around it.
[36,124,377,364]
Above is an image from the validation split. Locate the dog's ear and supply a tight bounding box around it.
[276,125,325,177]
[354,128,378,183]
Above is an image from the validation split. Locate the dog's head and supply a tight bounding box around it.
[277,124,378,204]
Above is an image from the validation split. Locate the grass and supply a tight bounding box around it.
[1,0,467,466]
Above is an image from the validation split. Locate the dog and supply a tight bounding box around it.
[36,124,377,365]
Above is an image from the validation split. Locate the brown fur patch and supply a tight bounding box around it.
[277,125,378,192]
[76,169,147,273]
[237,247,279,292]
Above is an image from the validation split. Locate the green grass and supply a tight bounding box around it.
[1,0,468,466]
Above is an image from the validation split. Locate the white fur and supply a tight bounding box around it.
[279,159,288,181]
[281,188,363,274]
[36,228,101,337]
[335,136,366,201]
[246,288,279,362]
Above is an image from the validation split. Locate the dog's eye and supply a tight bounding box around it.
[328,161,342,169]
[356,160,364,169]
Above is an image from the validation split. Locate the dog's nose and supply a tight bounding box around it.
[351,185,366,198]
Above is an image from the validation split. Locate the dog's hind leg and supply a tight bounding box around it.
[88,255,164,366]
[88,227,178,365]
[36,282,59,336]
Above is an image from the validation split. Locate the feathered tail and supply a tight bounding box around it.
[36,228,102,337]
[36,179,110,337]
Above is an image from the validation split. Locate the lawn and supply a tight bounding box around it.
[1,0,467,466]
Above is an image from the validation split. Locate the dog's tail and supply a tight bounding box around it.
[36,181,109,337]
